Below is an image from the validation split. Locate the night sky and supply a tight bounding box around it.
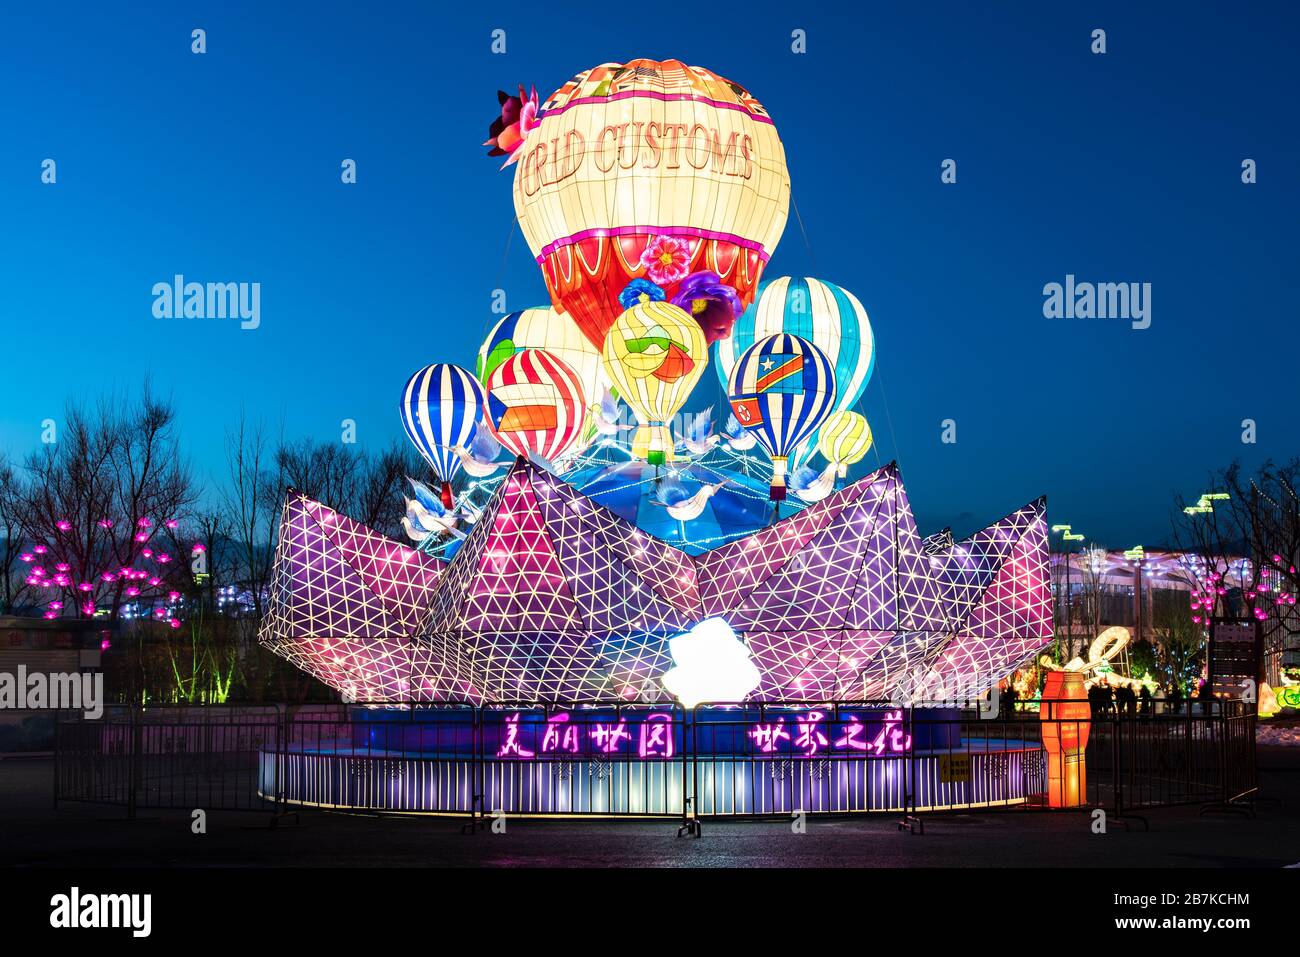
[2,1,1296,547]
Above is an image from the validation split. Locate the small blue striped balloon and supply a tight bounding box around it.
[715,276,873,464]
[399,364,486,488]
[727,334,837,499]
[715,277,874,409]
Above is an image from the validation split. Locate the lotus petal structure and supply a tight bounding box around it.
[258,460,1052,704]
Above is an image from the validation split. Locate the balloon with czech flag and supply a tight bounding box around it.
[484,349,587,463]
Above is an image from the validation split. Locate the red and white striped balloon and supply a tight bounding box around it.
[484,348,587,462]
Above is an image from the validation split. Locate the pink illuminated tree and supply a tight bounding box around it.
[1173,460,1300,686]
[1227,460,1300,680]
[16,389,197,624]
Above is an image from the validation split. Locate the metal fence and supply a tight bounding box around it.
[54,699,1258,827]
[55,705,296,816]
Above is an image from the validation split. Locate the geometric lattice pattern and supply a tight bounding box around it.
[257,490,444,702]
[260,461,1052,705]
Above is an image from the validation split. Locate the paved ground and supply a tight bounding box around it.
[3,749,1297,867]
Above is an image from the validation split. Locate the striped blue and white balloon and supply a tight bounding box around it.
[715,277,874,461]
[726,333,837,500]
[399,364,486,490]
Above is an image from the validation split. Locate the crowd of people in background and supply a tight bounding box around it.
[1083,679,1216,717]
[999,679,1212,719]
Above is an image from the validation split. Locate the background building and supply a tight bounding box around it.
[1051,548,1294,686]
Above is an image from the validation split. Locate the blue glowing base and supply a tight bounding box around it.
[260,747,1040,816]
[259,706,1044,817]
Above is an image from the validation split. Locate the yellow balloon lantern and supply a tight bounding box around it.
[601,300,706,465]
[817,411,873,477]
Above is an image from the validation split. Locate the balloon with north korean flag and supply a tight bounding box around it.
[727,333,837,501]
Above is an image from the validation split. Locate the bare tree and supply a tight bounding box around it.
[272,436,423,539]
[275,438,361,515]
[1050,550,1079,663]
[223,433,426,702]
[1227,459,1300,681]
[221,416,283,621]
[1152,596,1205,696]
[0,456,31,614]
[19,388,194,621]
[354,440,426,538]
[1076,545,1108,643]
[190,511,233,612]
[1172,474,1260,621]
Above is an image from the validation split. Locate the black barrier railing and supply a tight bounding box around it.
[54,698,1258,824]
[54,705,289,817]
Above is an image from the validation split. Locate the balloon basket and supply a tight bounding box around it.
[632,424,672,466]
[768,457,788,505]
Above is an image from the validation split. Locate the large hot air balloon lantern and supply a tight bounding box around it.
[727,333,836,501]
[510,59,791,352]
[817,411,873,477]
[477,306,606,451]
[399,364,487,509]
[601,299,707,466]
[484,348,587,463]
[716,277,874,463]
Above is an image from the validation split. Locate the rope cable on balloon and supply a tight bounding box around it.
[423,211,520,508]
[484,212,520,346]
[867,348,901,476]
[788,193,897,476]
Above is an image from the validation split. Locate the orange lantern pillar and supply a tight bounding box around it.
[1040,671,1091,807]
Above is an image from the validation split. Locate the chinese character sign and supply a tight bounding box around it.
[491,711,680,759]
[496,713,535,758]
[755,710,912,757]
[490,709,911,760]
